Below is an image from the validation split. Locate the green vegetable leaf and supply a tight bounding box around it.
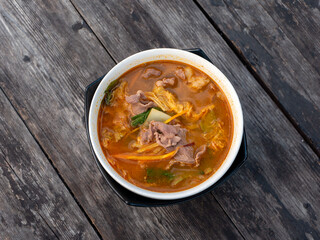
[131,108,152,127]
[200,109,217,133]
[146,168,175,183]
[131,107,162,127]
[162,171,174,181]
[104,79,119,105]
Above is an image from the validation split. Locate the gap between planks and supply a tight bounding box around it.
[0,131,59,239]
[208,194,246,240]
[0,86,103,240]
[0,160,59,240]
[68,0,117,65]
[193,0,320,158]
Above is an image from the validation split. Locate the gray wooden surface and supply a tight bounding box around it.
[0,89,98,239]
[0,0,319,239]
[197,0,320,154]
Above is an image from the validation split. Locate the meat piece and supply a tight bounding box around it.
[153,122,182,148]
[155,77,176,87]
[173,146,194,165]
[155,132,181,148]
[139,121,182,147]
[139,121,196,166]
[142,67,162,78]
[139,123,156,145]
[126,90,146,104]
[175,68,186,80]
[194,145,207,167]
[126,90,157,115]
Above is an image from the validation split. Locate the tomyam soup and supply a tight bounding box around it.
[98,61,233,192]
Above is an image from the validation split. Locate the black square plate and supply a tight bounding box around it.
[84,48,247,207]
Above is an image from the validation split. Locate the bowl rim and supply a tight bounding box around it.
[89,48,243,200]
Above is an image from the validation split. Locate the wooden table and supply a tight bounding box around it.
[0,0,319,239]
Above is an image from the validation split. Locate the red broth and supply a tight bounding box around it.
[98,61,233,192]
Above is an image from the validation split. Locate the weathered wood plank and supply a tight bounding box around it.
[197,0,320,153]
[70,0,320,238]
[0,154,57,240]
[0,89,98,239]
[260,0,320,73]
[0,0,243,239]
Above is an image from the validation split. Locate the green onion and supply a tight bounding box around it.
[131,108,152,127]
[146,168,175,183]
[162,171,175,181]
[104,79,119,105]
[131,107,162,127]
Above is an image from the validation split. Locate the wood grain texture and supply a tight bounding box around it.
[197,0,320,153]
[0,0,243,239]
[0,89,98,239]
[259,0,320,73]
[68,0,320,238]
[0,154,57,240]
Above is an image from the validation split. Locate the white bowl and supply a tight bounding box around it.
[89,48,243,200]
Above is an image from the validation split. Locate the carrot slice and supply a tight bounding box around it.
[136,142,159,153]
[164,110,188,124]
[122,127,140,141]
[128,127,140,135]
